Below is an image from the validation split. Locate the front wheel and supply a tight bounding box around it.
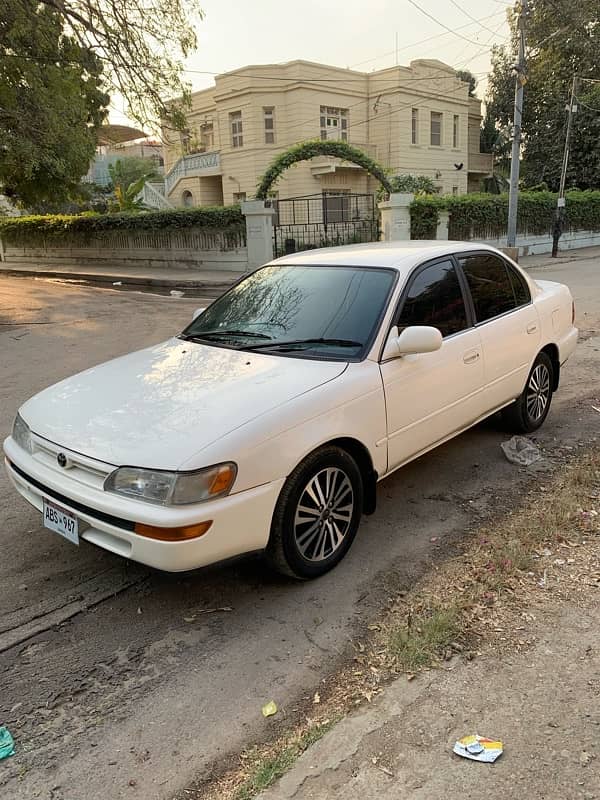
[502,351,554,433]
[266,446,363,579]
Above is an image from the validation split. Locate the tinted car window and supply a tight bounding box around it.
[459,254,517,322]
[397,260,468,338]
[506,262,531,306]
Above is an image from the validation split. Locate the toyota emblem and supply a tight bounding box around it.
[57,452,67,468]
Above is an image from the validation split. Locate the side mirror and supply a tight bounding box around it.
[382,325,443,360]
[192,307,206,321]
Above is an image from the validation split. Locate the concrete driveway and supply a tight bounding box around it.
[0,256,598,800]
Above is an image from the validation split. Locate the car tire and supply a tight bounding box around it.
[501,351,554,434]
[266,446,364,579]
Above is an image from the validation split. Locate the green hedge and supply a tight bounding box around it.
[0,205,245,245]
[410,190,600,240]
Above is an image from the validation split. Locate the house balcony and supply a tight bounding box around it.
[164,151,222,195]
[468,151,494,175]
[309,142,378,177]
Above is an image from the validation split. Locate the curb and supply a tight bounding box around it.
[0,267,240,297]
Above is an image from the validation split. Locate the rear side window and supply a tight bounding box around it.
[397,259,468,338]
[459,253,522,323]
[506,262,531,306]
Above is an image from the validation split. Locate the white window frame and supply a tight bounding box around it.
[320,106,348,142]
[230,111,243,148]
[453,114,459,149]
[263,107,275,144]
[430,111,442,147]
[411,108,419,145]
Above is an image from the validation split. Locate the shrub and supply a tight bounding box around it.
[0,206,244,245]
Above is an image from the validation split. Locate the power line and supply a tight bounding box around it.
[348,9,507,68]
[405,0,492,47]
[447,0,504,37]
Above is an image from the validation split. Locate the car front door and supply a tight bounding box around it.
[381,258,486,472]
[457,252,541,410]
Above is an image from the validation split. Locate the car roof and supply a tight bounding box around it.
[272,240,504,277]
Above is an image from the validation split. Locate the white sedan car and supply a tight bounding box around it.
[4,242,577,578]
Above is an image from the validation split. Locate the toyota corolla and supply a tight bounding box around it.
[4,242,577,578]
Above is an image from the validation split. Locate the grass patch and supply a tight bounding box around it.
[233,719,338,800]
[388,608,460,672]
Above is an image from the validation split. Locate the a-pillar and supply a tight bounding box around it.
[378,193,414,241]
[241,200,275,270]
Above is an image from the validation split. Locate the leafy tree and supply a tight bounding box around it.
[486,0,600,190]
[456,69,477,97]
[36,0,204,129]
[108,175,150,212]
[107,157,160,190]
[0,0,108,206]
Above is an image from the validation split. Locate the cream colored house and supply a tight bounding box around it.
[158,59,492,209]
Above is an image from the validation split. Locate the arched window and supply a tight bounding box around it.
[182,190,194,208]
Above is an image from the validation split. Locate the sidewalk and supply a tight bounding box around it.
[0,261,245,296]
[258,596,600,800]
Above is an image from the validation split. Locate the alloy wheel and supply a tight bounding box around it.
[526,363,551,422]
[293,467,354,562]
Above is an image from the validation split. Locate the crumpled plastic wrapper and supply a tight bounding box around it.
[453,734,503,763]
[501,435,542,466]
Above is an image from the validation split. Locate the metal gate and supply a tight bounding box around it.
[272,193,378,258]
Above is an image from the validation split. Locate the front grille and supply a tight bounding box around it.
[8,460,136,532]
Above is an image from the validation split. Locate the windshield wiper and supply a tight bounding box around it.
[245,337,363,351]
[180,329,272,342]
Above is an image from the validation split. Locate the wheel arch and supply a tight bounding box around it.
[321,436,378,515]
[540,343,560,391]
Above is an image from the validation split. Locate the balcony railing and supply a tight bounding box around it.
[468,152,494,174]
[164,151,221,195]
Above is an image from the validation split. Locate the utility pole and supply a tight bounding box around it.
[552,76,578,257]
[507,0,528,248]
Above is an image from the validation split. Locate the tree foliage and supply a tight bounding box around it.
[36,0,204,129]
[0,0,108,206]
[455,69,477,97]
[485,0,600,190]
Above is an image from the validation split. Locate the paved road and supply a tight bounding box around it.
[0,264,598,800]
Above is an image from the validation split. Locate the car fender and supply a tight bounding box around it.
[179,360,387,493]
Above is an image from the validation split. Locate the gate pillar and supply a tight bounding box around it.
[378,193,414,241]
[241,200,275,270]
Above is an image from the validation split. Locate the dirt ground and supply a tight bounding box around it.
[0,254,599,800]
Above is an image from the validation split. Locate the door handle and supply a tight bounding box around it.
[527,323,538,334]
[463,350,481,364]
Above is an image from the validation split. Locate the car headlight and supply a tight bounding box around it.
[12,413,33,454]
[103,462,237,506]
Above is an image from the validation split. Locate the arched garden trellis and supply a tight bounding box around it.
[256,141,392,256]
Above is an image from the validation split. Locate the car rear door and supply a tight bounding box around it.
[456,252,541,410]
[380,257,486,471]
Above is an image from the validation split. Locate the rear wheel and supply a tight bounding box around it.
[502,351,554,433]
[266,446,363,579]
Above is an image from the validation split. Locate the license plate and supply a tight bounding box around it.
[43,498,79,545]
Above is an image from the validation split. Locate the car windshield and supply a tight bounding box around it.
[181,265,396,360]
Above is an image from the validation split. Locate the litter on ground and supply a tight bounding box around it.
[170,290,185,298]
[501,436,542,466]
[453,734,503,763]
[261,701,278,718]
[0,726,15,759]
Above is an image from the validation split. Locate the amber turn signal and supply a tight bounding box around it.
[134,520,213,541]
[209,464,236,496]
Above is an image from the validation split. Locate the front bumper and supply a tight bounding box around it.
[3,437,283,572]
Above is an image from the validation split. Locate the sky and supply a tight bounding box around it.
[109,0,512,127]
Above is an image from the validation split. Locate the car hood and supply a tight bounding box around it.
[20,338,347,470]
